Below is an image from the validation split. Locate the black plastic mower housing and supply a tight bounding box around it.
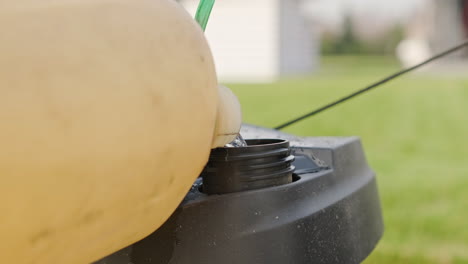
[96,125,383,264]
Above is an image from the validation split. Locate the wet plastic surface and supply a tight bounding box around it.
[202,139,295,194]
[95,125,383,264]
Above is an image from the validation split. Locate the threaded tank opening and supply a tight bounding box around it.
[201,139,295,195]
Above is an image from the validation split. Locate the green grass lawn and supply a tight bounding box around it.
[227,56,468,264]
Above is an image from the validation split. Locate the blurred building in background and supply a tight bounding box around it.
[180,0,319,82]
[179,0,467,81]
[431,0,467,52]
[303,0,467,66]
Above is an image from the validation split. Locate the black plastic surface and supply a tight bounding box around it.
[202,139,295,194]
[95,126,383,264]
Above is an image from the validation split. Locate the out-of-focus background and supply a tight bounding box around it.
[181,0,468,263]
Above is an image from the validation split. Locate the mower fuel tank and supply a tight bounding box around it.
[96,125,383,264]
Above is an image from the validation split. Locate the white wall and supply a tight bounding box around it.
[279,0,318,75]
[180,0,279,82]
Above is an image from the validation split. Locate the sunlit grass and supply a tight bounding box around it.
[227,56,468,264]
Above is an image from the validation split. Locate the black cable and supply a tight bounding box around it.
[274,40,468,130]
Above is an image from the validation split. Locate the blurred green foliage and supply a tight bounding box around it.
[321,16,405,55]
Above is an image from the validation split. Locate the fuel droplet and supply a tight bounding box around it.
[225,134,247,147]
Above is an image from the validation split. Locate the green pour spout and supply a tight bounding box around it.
[195,0,215,31]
